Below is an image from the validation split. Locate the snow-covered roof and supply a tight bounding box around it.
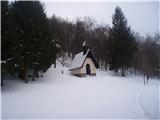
[69,49,89,70]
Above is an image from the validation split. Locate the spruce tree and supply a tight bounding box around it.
[1,1,20,85]
[1,1,9,85]
[10,1,56,82]
[107,6,137,76]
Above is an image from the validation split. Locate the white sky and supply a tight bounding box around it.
[44,0,159,36]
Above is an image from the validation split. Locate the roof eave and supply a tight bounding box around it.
[69,66,82,71]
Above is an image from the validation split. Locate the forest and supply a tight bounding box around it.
[1,1,160,85]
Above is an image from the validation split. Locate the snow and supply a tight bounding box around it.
[69,49,89,70]
[56,43,60,48]
[1,60,6,64]
[38,51,42,54]
[14,64,19,67]
[2,63,159,119]
[19,43,23,47]
[83,41,86,46]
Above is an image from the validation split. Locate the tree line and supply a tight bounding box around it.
[1,1,160,85]
[49,6,160,79]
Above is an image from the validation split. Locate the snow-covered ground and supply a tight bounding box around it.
[2,64,159,119]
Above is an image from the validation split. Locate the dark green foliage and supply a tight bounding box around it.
[10,1,57,81]
[107,6,137,76]
[1,1,19,76]
[1,1,9,85]
[1,1,57,83]
[1,1,10,74]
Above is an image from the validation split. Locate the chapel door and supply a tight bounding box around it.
[86,64,91,75]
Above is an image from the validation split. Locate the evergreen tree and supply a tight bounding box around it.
[10,1,56,82]
[1,1,9,85]
[107,6,137,76]
[40,19,58,72]
[1,1,20,85]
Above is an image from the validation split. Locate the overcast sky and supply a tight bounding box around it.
[44,1,159,36]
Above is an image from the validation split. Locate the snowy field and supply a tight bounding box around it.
[2,64,160,119]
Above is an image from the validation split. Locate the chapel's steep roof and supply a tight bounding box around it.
[69,49,99,70]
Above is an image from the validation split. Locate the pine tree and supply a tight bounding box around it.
[10,1,56,82]
[1,1,20,85]
[1,1,9,86]
[107,6,137,76]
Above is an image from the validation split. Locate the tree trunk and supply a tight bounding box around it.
[54,60,56,68]
[35,72,39,78]
[19,67,28,83]
[105,65,107,71]
[121,68,125,76]
[32,69,35,81]
[1,75,4,86]
[144,75,145,85]
[24,68,28,83]
[147,75,149,84]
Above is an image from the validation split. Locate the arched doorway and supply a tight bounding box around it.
[86,64,91,75]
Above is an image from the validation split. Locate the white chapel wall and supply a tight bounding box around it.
[81,58,96,74]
